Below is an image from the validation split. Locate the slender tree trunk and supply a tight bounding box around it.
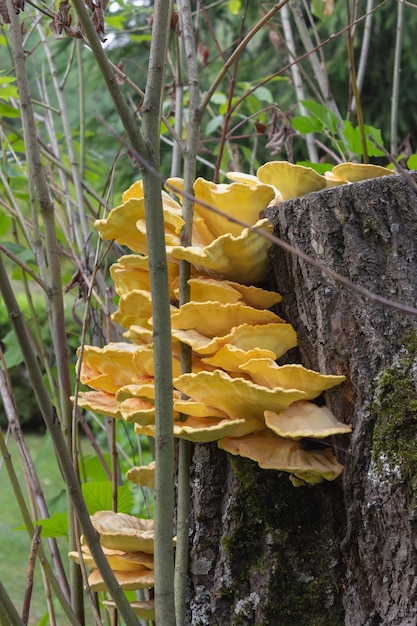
[186,173,417,625]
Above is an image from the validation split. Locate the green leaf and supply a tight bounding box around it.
[5,135,25,152]
[210,92,227,106]
[0,74,17,85]
[311,0,325,18]
[34,513,69,539]
[205,115,224,135]
[254,86,273,104]
[228,0,241,14]
[38,613,49,626]
[82,481,133,515]
[343,121,385,157]
[1,241,36,265]
[292,116,323,134]
[82,453,112,482]
[407,154,417,170]
[300,100,339,135]
[0,212,11,237]
[47,490,67,515]
[297,160,333,174]
[1,330,24,369]
[0,85,19,100]
[105,14,126,29]
[129,34,152,43]
[0,103,20,118]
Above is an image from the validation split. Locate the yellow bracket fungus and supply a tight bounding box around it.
[173,370,308,419]
[219,431,344,484]
[166,176,275,239]
[170,301,283,338]
[264,400,352,439]
[103,600,155,621]
[171,322,298,356]
[332,162,393,183]
[126,461,156,489]
[168,218,275,284]
[257,161,327,200]
[238,359,346,399]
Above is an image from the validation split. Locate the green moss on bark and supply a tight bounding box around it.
[221,456,345,625]
[371,331,417,488]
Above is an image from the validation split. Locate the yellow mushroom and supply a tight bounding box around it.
[69,544,154,572]
[95,192,184,255]
[86,511,158,554]
[87,568,155,592]
[225,171,260,187]
[172,275,282,308]
[332,162,393,183]
[126,461,156,489]
[171,322,297,356]
[173,370,307,419]
[168,218,275,284]
[75,390,121,419]
[103,600,155,621]
[133,415,263,443]
[166,176,275,239]
[78,343,147,394]
[202,345,277,373]
[223,281,282,309]
[264,400,352,439]
[219,431,344,483]
[170,301,283,338]
[238,359,346,399]
[173,399,229,418]
[110,254,179,299]
[257,161,327,200]
[112,289,154,331]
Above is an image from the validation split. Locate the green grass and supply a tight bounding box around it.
[0,432,72,625]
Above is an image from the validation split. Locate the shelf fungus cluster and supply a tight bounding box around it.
[73,160,394,596]
[69,510,158,621]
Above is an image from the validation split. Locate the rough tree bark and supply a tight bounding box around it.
[185,173,417,626]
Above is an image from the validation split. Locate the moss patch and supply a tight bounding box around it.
[371,331,417,488]
[221,456,345,625]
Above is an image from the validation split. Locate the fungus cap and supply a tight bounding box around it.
[134,415,263,443]
[239,359,346,399]
[219,431,344,483]
[111,289,153,331]
[126,461,156,489]
[78,343,145,394]
[202,345,277,373]
[69,545,154,572]
[166,176,275,239]
[173,369,307,419]
[103,600,155,621]
[75,390,121,419]
[170,301,283,338]
[173,399,229,418]
[257,161,327,200]
[88,568,155,592]
[172,276,281,309]
[171,322,297,356]
[332,162,393,183]
[264,400,352,439]
[87,511,158,554]
[168,218,274,284]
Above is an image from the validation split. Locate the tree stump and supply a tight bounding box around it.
[186,173,417,626]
